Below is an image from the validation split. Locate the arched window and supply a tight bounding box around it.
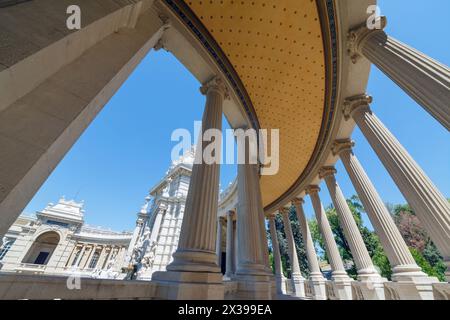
[23,231,60,265]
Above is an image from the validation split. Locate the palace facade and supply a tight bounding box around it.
[0,198,132,279]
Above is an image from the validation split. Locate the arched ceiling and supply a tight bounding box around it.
[184,0,326,207]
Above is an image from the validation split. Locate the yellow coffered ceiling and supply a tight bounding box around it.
[185,0,326,207]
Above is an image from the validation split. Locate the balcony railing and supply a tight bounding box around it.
[15,263,46,274]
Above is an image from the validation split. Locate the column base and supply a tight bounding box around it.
[432,282,450,300]
[291,273,306,298]
[308,273,327,300]
[233,273,273,300]
[166,250,220,273]
[352,274,387,300]
[384,272,440,300]
[327,272,353,300]
[275,275,287,295]
[152,270,224,300]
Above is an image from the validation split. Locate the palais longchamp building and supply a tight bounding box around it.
[0,0,449,301]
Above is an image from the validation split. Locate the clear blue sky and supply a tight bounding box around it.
[23,0,449,232]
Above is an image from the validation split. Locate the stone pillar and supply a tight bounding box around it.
[249,162,272,275]
[268,214,287,295]
[333,140,438,299]
[348,17,450,131]
[84,245,97,269]
[96,246,107,270]
[292,198,327,300]
[74,245,86,268]
[306,186,353,300]
[225,211,234,279]
[149,208,165,243]
[152,77,228,299]
[319,167,386,299]
[216,218,223,268]
[344,95,450,281]
[235,135,272,299]
[280,208,305,298]
[67,245,81,267]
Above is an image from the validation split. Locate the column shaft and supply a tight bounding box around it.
[268,216,283,277]
[269,215,285,294]
[320,167,379,276]
[216,219,223,267]
[347,98,450,274]
[236,143,266,275]
[280,208,305,297]
[225,212,234,278]
[167,77,226,272]
[352,23,450,130]
[293,199,322,276]
[335,142,423,277]
[149,209,164,243]
[280,209,302,277]
[307,186,348,278]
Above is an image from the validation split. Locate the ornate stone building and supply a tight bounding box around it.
[0,0,448,300]
[0,198,132,279]
[125,149,193,280]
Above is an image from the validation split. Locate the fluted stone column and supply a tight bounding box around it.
[307,186,353,300]
[225,211,234,279]
[152,77,227,299]
[319,167,386,299]
[348,17,450,131]
[236,165,266,276]
[216,218,223,267]
[292,198,327,300]
[319,167,381,277]
[268,214,287,294]
[344,95,450,281]
[280,208,305,298]
[234,135,272,299]
[332,140,432,280]
[307,186,349,278]
[252,164,273,276]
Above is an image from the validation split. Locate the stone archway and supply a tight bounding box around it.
[22,231,60,265]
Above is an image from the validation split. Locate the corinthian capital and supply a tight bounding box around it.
[279,207,290,216]
[291,198,305,207]
[331,139,355,156]
[347,16,387,63]
[305,185,321,195]
[343,94,373,120]
[318,166,337,179]
[200,77,230,99]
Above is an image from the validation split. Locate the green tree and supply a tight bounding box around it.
[391,203,446,281]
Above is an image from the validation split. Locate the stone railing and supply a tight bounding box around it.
[284,278,293,295]
[0,274,157,300]
[304,281,313,298]
[15,263,46,275]
[325,281,337,300]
